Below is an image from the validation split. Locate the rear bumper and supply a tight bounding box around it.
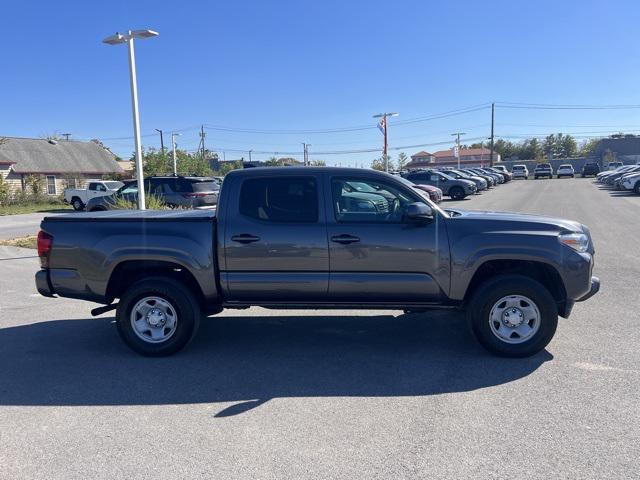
[577,276,600,302]
[35,270,56,297]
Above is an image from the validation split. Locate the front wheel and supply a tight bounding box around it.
[467,274,558,357]
[634,181,640,195]
[449,186,466,200]
[71,198,84,211]
[116,277,201,356]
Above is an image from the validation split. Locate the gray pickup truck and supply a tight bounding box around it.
[35,167,599,357]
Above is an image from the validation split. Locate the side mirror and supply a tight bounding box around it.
[406,202,433,221]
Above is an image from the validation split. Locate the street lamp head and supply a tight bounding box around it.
[102,29,159,45]
[130,29,159,39]
[102,32,127,45]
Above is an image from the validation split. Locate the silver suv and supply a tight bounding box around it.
[86,176,220,211]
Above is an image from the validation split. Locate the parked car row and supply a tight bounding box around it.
[63,176,221,211]
[501,162,606,180]
[400,166,512,201]
[595,164,640,194]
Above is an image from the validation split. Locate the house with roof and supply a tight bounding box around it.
[0,137,123,196]
[407,147,500,169]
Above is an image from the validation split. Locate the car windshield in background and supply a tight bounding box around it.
[104,181,124,190]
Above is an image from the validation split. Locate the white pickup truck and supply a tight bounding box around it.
[64,180,123,211]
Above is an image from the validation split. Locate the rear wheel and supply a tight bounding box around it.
[116,277,201,356]
[634,181,640,195]
[449,186,465,200]
[467,274,558,357]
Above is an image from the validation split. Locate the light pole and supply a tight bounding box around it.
[103,29,159,210]
[248,150,253,163]
[373,112,398,172]
[451,132,466,169]
[171,133,181,175]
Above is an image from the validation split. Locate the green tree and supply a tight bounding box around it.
[217,161,243,176]
[396,152,408,170]
[371,157,385,171]
[579,138,600,156]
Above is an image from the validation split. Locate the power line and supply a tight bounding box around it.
[496,101,640,110]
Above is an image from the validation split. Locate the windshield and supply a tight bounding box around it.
[104,181,124,190]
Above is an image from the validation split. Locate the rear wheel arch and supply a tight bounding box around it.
[106,260,207,308]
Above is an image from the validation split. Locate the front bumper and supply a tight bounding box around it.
[577,276,600,302]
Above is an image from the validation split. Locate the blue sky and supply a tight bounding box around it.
[2,0,640,165]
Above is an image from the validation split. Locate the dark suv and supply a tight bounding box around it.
[581,163,600,177]
[533,163,553,179]
[86,176,220,211]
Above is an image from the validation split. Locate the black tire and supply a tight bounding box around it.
[116,276,201,356]
[449,186,465,200]
[634,181,640,195]
[467,274,558,357]
[71,197,84,211]
[89,205,107,212]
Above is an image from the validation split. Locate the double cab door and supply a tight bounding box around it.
[222,172,450,303]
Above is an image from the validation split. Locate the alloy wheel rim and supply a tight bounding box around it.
[488,295,541,344]
[130,296,178,344]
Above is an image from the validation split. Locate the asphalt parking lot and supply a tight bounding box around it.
[1,178,638,480]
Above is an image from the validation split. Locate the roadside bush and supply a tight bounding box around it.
[113,194,168,210]
[0,175,10,206]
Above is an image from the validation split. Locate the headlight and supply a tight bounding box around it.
[558,233,589,253]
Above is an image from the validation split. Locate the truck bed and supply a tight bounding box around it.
[38,208,219,305]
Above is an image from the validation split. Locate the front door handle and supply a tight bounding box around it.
[331,234,360,245]
[231,234,261,244]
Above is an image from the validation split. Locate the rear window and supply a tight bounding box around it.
[239,176,318,223]
[512,166,525,171]
[536,164,551,169]
[189,180,219,193]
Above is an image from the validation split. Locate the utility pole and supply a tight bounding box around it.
[248,150,253,163]
[489,102,495,166]
[451,132,466,169]
[302,143,311,166]
[171,132,180,175]
[198,125,206,160]
[373,112,398,172]
[155,129,165,154]
[62,133,71,141]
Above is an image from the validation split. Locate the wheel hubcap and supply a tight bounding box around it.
[489,295,540,344]
[130,296,178,344]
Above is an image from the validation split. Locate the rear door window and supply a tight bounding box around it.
[239,176,319,223]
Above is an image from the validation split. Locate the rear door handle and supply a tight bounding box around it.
[231,234,261,244]
[331,234,360,245]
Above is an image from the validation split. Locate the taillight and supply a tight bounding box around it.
[37,230,53,268]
